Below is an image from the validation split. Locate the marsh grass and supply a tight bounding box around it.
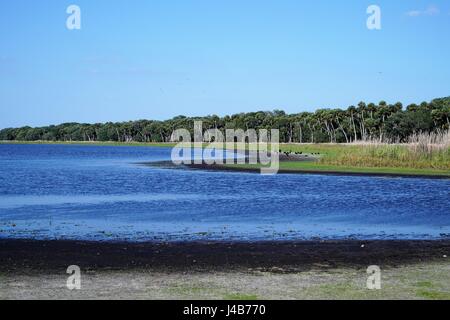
[320,131,450,170]
[408,130,450,157]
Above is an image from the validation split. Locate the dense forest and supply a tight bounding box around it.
[1,97,449,144]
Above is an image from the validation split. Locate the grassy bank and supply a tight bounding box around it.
[229,161,450,177]
[225,141,449,177]
[275,142,450,176]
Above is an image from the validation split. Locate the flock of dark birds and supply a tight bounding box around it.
[280,150,322,158]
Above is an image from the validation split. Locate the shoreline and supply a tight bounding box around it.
[144,161,450,179]
[2,141,449,178]
[1,239,449,275]
[189,164,450,179]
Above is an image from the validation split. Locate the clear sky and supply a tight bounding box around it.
[1,0,449,128]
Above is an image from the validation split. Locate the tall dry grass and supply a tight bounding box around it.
[321,131,450,170]
[408,130,450,158]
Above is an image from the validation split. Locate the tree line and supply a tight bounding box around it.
[1,97,449,144]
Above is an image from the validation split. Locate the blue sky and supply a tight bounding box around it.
[1,0,449,128]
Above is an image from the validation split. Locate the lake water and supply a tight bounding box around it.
[0,144,449,241]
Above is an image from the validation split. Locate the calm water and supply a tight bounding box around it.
[0,144,449,241]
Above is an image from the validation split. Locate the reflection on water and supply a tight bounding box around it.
[0,144,449,241]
